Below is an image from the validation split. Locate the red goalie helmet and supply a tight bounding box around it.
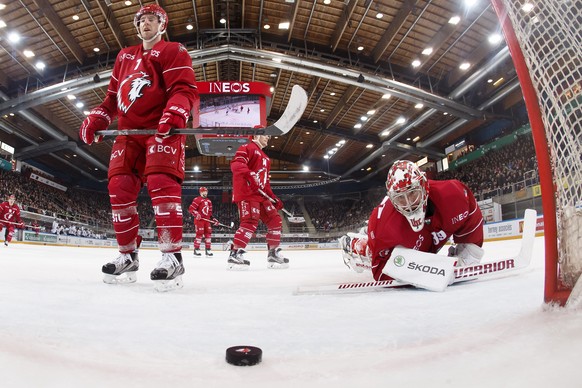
[386,160,429,232]
[134,4,168,39]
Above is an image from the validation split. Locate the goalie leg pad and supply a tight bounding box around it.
[383,247,456,292]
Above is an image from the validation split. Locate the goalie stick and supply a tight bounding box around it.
[295,209,537,295]
[96,85,308,137]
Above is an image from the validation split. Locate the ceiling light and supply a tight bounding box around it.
[354,123,362,129]
[67,94,76,100]
[366,144,373,148]
[83,111,90,115]
[186,24,193,30]
[278,22,290,30]
[459,62,471,70]
[0,4,6,10]
[270,87,275,93]
[320,109,325,112]
[220,18,226,24]
[413,136,420,142]
[75,102,84,108]
[302,165,309,171]
[396,117,406,124]
[263,24,270,29]
[493,77,504,86]
[412,60,421,68]
[488,33,502,44]
[522,3,534,13]
[487,79,493,83]
[464,0,478,8]
[35,61,45,70]
[443,112,448,115]
[124,0,132,5]
[23,50,35,58]
[422,47,433,56]
[324,155,330,159]
[367,110,376,115]
[313,120,318,123]
[415,103,423,109]
[8,32,21,43]
[0,20,5,29]
[72,15,80,21]
[382,93,391,99]
[93,47,100,52]
[449,16,460,25]
[376,13,384,19]
[323,0,331,4]
[360,116,368,121]
[330,92,335,96]
[357,46,364,51]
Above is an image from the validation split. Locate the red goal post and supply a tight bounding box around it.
[491,0,582,306]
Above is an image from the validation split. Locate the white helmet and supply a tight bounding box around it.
[386,160,430,232]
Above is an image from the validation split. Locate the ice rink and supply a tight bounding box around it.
[1,237,580,387]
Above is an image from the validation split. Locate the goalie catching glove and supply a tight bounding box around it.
[157,105,189,138]
[79,108,111,145]
[448,243,484,266]
[339,233,371,273]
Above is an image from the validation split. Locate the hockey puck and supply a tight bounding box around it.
[225,345,262,366]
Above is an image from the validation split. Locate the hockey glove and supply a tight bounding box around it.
[18,222,25,229]
[79,108,111,145]
[273,196,284,211]
[448,243,484,266]
[195,213,202,221]
[212,218,220,226]
[245,171,261,192]
[157,105,189,138]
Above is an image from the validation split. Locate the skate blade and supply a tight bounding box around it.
[153,276,184,292]
[267,262,290,269]
[103,271,137,284]
[227,263,250,271]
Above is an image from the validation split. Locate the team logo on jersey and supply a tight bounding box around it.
[118,72,151,113]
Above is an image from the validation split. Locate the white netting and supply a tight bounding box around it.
[501,0,582,288]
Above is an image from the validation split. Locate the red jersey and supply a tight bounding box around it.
[99,40,198,130]
[0,201,22,226]
[230,141,273,203]
[189,196,213,219]
[368,179,483,281]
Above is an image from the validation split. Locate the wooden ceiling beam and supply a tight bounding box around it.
[329,0,358,52]
[324,85,357,129]
[95,0,128,50]
[31,0,86,64]
[371,0,419,63]
[286,0,301,42]
[411,23,458,76]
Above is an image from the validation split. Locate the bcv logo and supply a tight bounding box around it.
[148,145,178,155]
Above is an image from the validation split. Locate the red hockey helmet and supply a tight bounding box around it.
[386,160,429,232]
[134,4,168,39]
[199,187,208,196]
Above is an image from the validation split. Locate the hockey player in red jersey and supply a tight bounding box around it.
[0,194,25,246]
[78,4,198,291]
[340,160,484,281]
[188,187,218,257]
[228,135,289,270]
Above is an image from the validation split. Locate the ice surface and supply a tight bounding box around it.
[0,237,580,387]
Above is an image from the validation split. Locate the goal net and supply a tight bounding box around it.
[492,0,582,306]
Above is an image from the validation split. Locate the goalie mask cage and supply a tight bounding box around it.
[491,0,582,306]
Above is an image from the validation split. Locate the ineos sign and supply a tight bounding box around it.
[209,82,251,93]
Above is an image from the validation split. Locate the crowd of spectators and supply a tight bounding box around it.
[1,131,540,241]
[436,134,538,200]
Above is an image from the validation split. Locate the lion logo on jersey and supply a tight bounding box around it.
[118,72,151,113]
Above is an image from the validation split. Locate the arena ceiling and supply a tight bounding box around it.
[0,0,525,191]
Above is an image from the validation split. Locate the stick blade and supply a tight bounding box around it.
[270,85,308,135]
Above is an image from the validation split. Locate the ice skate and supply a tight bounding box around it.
[227,248,250,270]
[102,252,139,284]
[193,248,202,256]
[205,248,214,257]
[150,252,185,292]
[267,247,289,269]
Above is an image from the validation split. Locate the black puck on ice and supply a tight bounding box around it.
[225,345,262,366]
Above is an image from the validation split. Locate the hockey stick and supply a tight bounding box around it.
[96,85,308,137]
[200,217,234,229]
[295,209,537,295]
[1,219,36,229]
[257,188,302,220]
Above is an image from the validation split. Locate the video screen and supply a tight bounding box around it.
[199,95,262,128]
